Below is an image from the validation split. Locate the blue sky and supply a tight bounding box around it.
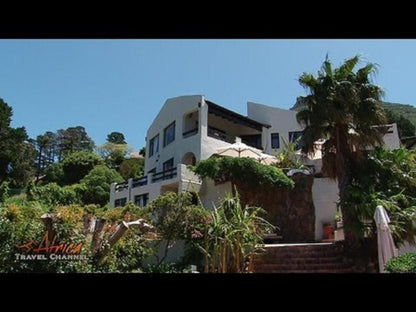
[1,39,415,151]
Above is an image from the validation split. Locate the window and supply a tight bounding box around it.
[134,193,149,207]
[149,134,159,157]
[163,158,174,172]
[114,197,127,207]
[271,133,280,149]
[163,121,175,147]
[289,131,304,150]
[241,134,262,150]
[148,167,156,174]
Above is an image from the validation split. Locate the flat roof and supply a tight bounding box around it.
[206,100,271,131]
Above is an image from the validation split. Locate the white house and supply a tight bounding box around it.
[110,95,401,241]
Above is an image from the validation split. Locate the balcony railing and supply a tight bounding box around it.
[132,176,148,188]
[183,128,198,138]
[115,167,178,192]
[207,126,235,144]
[152,167,177,183]
[115,183,128,192]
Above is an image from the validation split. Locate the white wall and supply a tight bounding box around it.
[145,95,204,174]
[199,179,232,210]
[312,178,339,241]
[382,123,401,150]
[247,102,303,155]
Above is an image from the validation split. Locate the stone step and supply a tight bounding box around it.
[253,242,353,273]
[254,256,345,265]
[255,262,349,271]
[255,269,354,274]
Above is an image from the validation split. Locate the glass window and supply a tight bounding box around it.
[163,158,174,172]
[271,133,280,149]
[149,134,159,157]
[134,193,149,207]
[114,197,127,207]
[164,121,175,147]
[288,131,303,150]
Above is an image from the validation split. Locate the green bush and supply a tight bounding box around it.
[385,253,416,273]
[30,183,83,206]
[192,156,294,189]
[80,165,124,206]
[0,181,10,204]
[62,151,104,184]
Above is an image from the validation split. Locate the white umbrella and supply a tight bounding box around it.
[374,205,399,273]
[217,142,263,158]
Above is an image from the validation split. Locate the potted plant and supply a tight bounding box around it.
[322,222,334,240]
[334,211,343,229]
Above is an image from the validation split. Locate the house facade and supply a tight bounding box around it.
[110,94,401,241]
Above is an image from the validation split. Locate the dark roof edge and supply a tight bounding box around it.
[206,100,271,129]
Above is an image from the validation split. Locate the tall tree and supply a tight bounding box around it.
[96,143,131,170]
[296,55,387,243]
[106,131,126,144]
[56,126,95,161]
[34,132,56,182]
[0,98,35,186]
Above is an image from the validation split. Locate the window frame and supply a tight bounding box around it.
[149,134,159,157]
[271,132,280,149]
[163,121,176,147]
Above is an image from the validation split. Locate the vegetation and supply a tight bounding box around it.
[273,136,308,170]
[0,198,153,273]
[296,55,387,242]
[384,108,415,138]
[119,158,145,180]
[384,253,416,273]
[343,148,416,245]
[199,192,274,273]
[61,151,104,184]
[0,98,35,187]
[147,192,209,265]
[80,165,124,206]
[192,156,294,189]
[106,131,127,144]
[382,102,416,131]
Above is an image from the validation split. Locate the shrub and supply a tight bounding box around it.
[30,183,82,206]
[0,181,10,204]
[192,156,294,189]
[62,151,104,184]
[80,165,123,206]
[384,253,416,273]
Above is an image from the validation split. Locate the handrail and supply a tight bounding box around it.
[183,128,198,138]
[132,176,148,187]
[152,167,177,183]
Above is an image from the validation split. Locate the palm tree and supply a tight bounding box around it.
[296,55,387,242]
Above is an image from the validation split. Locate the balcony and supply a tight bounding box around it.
[182,128,198,138]
[132,176,148,188]
[207,126,235,144]
[114,167,178,192]
[151,167,177,183]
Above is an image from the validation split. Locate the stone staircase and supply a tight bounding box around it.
[253,242,354,273]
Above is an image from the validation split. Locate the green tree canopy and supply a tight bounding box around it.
[96,142,131,170]
[0,98,35,187]
[56,126,95,161]
[296,55,387,242]
[62,151,104,184]
[119,157,144,180]
[384,109,415,138]
[80,165,124,206]
[192,156,294,189]
[106,131,126,144]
